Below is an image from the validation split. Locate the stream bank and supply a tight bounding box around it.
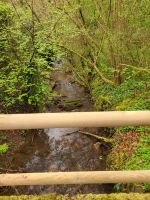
[0,66,113,195]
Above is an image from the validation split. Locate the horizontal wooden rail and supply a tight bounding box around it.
[0,171,150,186]
[0,111,150,130]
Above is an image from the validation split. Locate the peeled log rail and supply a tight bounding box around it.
[0,171,150,186]
[0,111,150,130]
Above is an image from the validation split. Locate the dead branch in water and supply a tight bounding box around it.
[79,131,113,143]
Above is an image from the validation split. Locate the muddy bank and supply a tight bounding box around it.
[0,66,113,195]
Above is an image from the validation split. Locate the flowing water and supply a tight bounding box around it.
[1,65,113,195]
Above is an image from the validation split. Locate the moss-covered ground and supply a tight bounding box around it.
[0,193,150,200]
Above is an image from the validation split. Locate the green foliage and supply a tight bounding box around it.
[124,134,150,170]
[0,143,9,154]
[114,183,122,193]
[144,183,150,192]
[0,135,7,142]
[117,126,150,134]
[108,133,150,192]
[124,134,150,191]
[46,0,150,114]
[0,2,58,112]
[92,78,149,110]
[19,130,28,136]
[0,2,12,26]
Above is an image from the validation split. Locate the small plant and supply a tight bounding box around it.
[20,130,28,136]
[0,143,9,154]
[99,155,103,160]
[0,135,7,142]
[144,183,150,192]
[114,183,122,192]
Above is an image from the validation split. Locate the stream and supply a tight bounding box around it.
[2,65,113,195]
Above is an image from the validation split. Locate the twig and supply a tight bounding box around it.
[0,167,22,173]
[121,64,150,74]
[12,186,20,195]
[79,131,113,143]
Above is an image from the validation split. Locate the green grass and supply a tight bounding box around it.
[124,134,150,170]
[108,133,150,192]
[124,134,150,191]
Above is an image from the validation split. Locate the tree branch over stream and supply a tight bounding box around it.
[59,44,115,86]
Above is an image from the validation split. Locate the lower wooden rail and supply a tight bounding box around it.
[0,171,150,186]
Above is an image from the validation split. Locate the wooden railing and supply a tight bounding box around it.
[0,171,150,186]
[0,111,150,186]
[0,111,149,130]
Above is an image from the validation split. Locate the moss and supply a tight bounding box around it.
[0,194,57,200]
[59,99,83,110]
[0,193,150,200]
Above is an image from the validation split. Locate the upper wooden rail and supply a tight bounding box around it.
[0,111,150,130]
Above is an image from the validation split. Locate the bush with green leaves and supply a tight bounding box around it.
[0,2,60,112]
